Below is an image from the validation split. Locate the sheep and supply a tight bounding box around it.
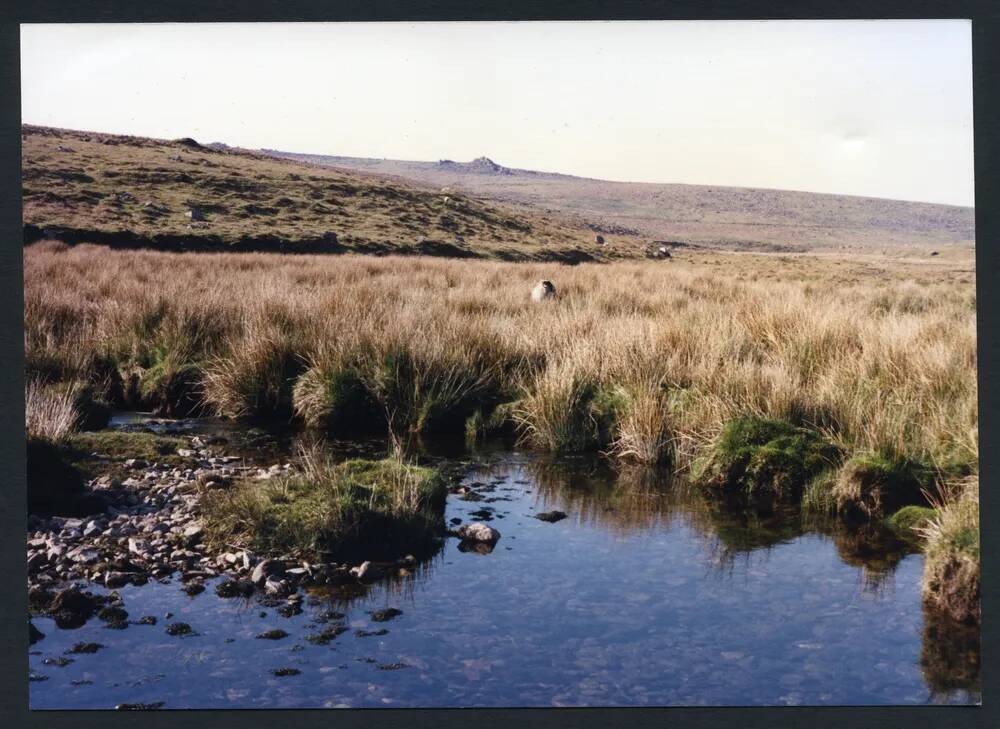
[531,280,556,302]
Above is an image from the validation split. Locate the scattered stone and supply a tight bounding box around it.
[377,662,409,671]
[215,579,254,598]
[251,559,285,586]
[49,587,99,628]
[66,642,103,654]
[42,656,73,667]
[256,629,289,640]
[136,616,157,625]
[305,625,348,645]
[351,561,382,582]
[29,674,49,682]
[165,622,195,637]
[271,667,301,677]
[183,582,206,596]
[455,522,501,543]
[355,628,389,638]
[370,608,403,622]
[104,572,131,589]
[97,606,128,623]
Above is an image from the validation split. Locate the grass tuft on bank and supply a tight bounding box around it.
[920,478,980,624]
[202,447,448,562]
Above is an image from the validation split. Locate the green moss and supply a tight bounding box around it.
[202,456,448,562]
[64,431,186,461]
[887,505,938,542]
[693,417,840,502]
[61,431,187,481]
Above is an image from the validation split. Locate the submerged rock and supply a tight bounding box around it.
[535,510,568,523]
[49,587,99,628]
[66,642,103,654]
[256,629,289,640]
[215,578,254,598]
[370,608,403,622]
[165,622,195,637]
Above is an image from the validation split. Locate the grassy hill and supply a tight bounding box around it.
[265,151,976,254]
[20,126,606,262]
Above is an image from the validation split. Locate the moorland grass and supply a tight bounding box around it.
[25,243,978,493]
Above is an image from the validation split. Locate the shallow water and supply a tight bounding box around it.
[29,439,980,708]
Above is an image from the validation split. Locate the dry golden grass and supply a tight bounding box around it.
[24,242,977,477]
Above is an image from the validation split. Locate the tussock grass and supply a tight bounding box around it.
[920,476,980,623]
[25,244,977,481]
[202,445,447,561]
[25,378,78,442]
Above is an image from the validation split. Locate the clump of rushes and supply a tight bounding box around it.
[691,416,840,503]
[25,379,79,442]
[202,445,448,562]
[293,360,382,434]
[920,478,980,624]
[610,382,674,464]
[832,450,933,519]
[357,343,501,435]
[514,358,624,453]
[801,470,839,515]
[202,324,302,418]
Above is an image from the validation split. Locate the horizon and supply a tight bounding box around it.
[20,21,974,206]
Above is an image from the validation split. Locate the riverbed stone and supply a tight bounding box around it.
[252,559,285,585]
[456,522,501,543]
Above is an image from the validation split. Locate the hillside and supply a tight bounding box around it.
[264,150,976,253]
[20,126,606,262]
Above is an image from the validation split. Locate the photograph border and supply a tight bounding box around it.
[1,1,996,727]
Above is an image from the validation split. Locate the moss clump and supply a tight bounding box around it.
[692,417,840,502]
[887,505,938,542]
[64,431,186,462]
[203,455,448,562]
[61,431,187,480]
[292,365,383,434]
[832,451,933,519]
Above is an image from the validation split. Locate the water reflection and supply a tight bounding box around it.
[32,430,980,707]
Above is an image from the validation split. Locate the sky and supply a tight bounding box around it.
[20,21,974,206]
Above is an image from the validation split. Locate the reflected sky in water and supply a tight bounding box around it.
[30,444,980,708]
